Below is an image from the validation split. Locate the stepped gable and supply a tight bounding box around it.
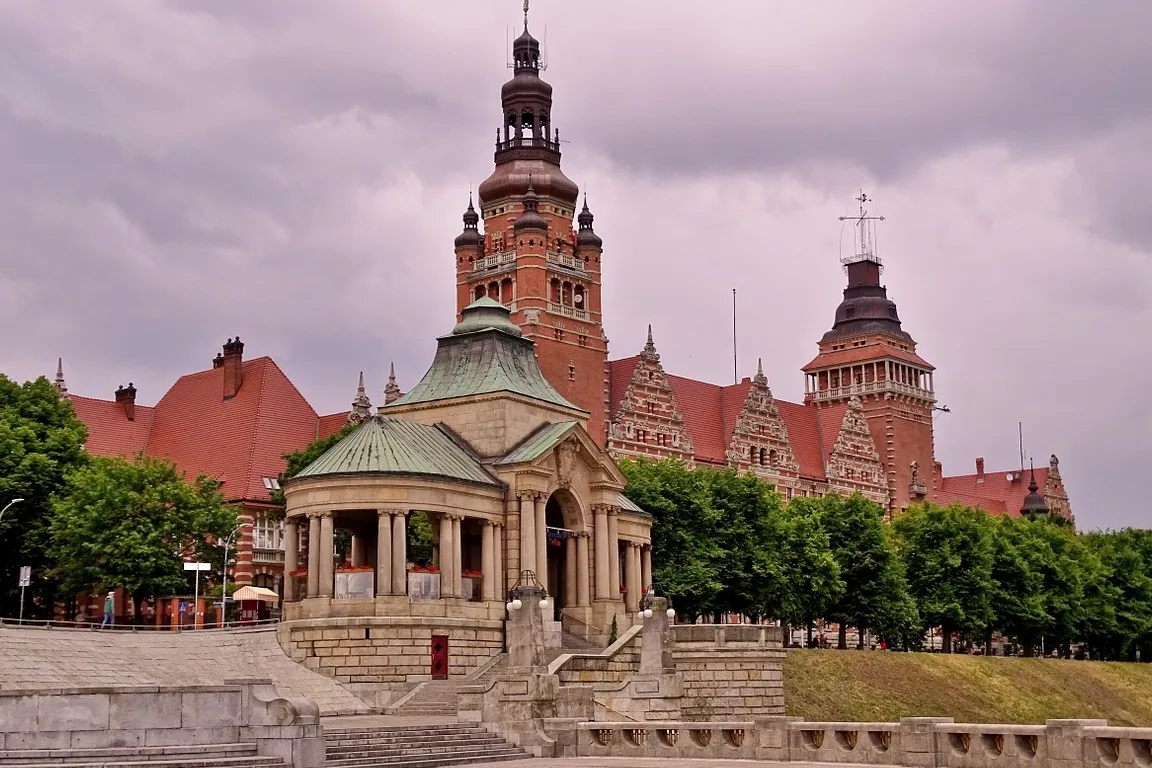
[606,327,694,460]
[824,395,889,503]
[937,454,1072,520]
[725,360,800,475]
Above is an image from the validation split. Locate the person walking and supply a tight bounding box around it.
[101,591,115,628]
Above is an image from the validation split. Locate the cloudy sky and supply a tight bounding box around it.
[1,1,1148,530]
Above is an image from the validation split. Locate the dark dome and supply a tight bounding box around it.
[454,229,481,248]
[576,199,602,248]
[514,185,548,232]
[501,71,553,101]
[1021,471,1049,518]
[820,285,913,343]
[478,159,579,207]
[454,198,481,249]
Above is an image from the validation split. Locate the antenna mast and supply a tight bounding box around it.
[837,190,886,274]
[732,288,738,385]
[1018,422,1024,473]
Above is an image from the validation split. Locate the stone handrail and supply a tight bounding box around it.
[547,623,642,677]
[561,716,1152,766]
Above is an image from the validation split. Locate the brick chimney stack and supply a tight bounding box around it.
[975,457,985,484]
[115,383,137,421]
[220,337,244,399]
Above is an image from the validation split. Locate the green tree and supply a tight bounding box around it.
[986,516,1048,652]
[269,422,357,509]
[619,458,724,621]
[814,493,913,649]
[892,503,994,653]
[0,374,88,617]
[49,455,237,620]
[777,498,843,639]
[1081,530,1152,660]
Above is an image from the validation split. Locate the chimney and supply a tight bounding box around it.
[220,337,244,399]
[975,457,985,484]
[115,383,137,421]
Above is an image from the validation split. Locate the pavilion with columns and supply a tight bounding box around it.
[280,298,651,646]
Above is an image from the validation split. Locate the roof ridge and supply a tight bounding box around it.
[240,359,275,501]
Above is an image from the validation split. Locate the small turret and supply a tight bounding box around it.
[1020,461,1049,519]
[576,195,602,249]
[349,371,373,424]
[383,362,401,405]
[513,181,548,233]
[454,195,482,249]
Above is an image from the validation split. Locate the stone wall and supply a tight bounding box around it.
[670,624,785,720]
[280,615,503,688]
[0,679,323,768]
[554,629,642,686]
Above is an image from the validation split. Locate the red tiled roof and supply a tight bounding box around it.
[802,343,934,372]
[665,374,727,464]
[937,466,1047,518]
[143,357,320,503]
[608,357,640,420]
[318,412,350,438]
[69,395,153,457]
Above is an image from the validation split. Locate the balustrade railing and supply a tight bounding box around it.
[546,250,585,273]
[548,302,588,320]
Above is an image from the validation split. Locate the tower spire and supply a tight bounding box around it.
[383,362,401,405]
[53,357,67,396]
[1021,459,1050,519]
[523,0,530,31]
[349,371,373,424]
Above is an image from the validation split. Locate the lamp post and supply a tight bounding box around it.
[640,584,675,621]
[220,522,253,624]
[0,498,24,522]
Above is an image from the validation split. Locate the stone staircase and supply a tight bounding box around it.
[323,723,529,768]
[0,743,282,767]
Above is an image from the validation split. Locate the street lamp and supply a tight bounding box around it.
[0,498,24,522]
[220,522,253,621]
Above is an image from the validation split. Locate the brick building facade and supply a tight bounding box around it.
[57,10,1073,603]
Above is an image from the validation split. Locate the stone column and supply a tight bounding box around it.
[439,513,456,598]
[607,507,620,600]
[518,491,536,577]
[350,534,364,567]
[318,512,335,598]
[283,517,299,601]
[593,506,610,601]
[376,510,393,597]
[451,514,463,599]
[564,535,578,607]
[391,511,407,595]
[481,521,496,601]
[576,532,590,607]
[493,524,505,600]
[534,494,548,591]
[641,544,653,593]
[306,513,321,598]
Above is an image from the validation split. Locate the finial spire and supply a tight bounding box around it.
[641,325,660,363]
[1028,459,1038,493]
[838,190,886,270]
[53,357,67,396]
[523,0,530,31]
[757,357,764,377]
[383,362,401,405]
[349,371,373,423]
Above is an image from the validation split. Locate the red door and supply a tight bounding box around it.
[431,635,449,680]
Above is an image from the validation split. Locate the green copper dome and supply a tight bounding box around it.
[388,298,582,412]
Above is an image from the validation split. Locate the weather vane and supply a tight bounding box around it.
[838,189,886,266]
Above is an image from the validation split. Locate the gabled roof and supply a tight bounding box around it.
[144,357,321,503]
[608,357,640,420]
[937,466,1049,518]
[69,396,153,457]
[497,421,580,465]
[293,415,501,487]
[619,493,650,516]
[390,299,582,412]
[318,412,350,439]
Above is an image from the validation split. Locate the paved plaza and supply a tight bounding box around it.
[471,759,896,768]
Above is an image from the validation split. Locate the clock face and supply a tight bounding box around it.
[574,294,583,305]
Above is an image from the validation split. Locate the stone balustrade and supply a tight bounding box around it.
[0,678,324,768]
[560,716,1152,766]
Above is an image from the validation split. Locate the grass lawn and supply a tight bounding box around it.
[784,649,1152,726]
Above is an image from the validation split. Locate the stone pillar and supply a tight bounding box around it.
[576,532,590,607]
[283,518,299,602]
[318,512,335,598]
[451,514,463,599]
[607,507,620,600]
[564,535,578,607]
[482,521,496,601]
[439,513,456,598]
[350,534,364,567]
[624,541,640,613]
[376,510,393,597]
[518,492,537,577]
[534,494,548,591]
[306,513,321,598]
[593,506,610,601]
[493,524,505,600]
[641,544,653,593]
[391,511,407,595]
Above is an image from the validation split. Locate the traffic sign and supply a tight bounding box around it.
[18,566,30,587]
[183,562,211,571]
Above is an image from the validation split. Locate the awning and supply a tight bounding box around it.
[232,585,279,603]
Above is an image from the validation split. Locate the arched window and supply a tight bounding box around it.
[759,448,767,466]
[252,515,282,551]
[500,278,514,304]
[474,285,486,301]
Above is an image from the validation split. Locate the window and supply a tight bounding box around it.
[647,402,655,414]
[261,477,280,491]
[759,447,767,466]
[252,516,283,551]
[637,430,647,443]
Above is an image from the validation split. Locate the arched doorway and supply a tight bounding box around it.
[544,490,582,622]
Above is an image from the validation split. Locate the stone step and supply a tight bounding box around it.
[0,744,258,764]
[325,725,482,739]
[325,747,527,767]
[1,757,285,768]
[327,737,511,755]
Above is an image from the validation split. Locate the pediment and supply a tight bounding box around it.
[496,420,626,486]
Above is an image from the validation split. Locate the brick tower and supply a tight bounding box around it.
[457,8,609,442]
[802,193,937,516]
